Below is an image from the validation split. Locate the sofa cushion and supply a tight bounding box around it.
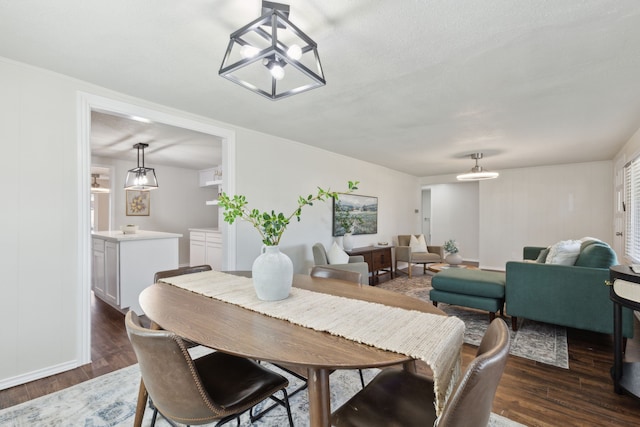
[545,240,581,265]
[574,242,617,268]
[432,269,506,298]
[580,237,602,252]
[327,242,349,264]
[409,234,428,253]
[411,251,441,263]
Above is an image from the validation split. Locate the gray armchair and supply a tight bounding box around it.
[395,235,443,278]
[312,243,370,285]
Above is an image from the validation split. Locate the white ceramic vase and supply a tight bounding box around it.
[252,245,293,301]
[343,232,354,251]
[445,253,463,265]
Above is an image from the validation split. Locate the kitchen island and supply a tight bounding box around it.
[91,230,182,314]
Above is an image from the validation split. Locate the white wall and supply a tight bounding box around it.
[0,56,421,389]
[232,127,421,274]
[421,161,614,271]
[479,161,613,270]
[92,156,218,265]
[427,182,480,262]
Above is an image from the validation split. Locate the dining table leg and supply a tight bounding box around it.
[307,367,331,427]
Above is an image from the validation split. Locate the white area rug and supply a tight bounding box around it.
[379,273,570,369]
[0,347,526,426]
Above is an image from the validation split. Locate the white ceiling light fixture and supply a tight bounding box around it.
[218,1,326,101]
[124,143,159,190]
[456,153,499,181]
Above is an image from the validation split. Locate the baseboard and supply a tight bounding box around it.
[0,359,80,391]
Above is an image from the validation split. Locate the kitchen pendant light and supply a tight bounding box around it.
[124,143,158,190]
[457,153,499,181]
[218,1,326,100]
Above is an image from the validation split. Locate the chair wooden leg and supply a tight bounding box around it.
[408,263,412,278]
[133,379,148,427]
[511,316,518,331]
[489,312,496,322]
[432,301,438,307]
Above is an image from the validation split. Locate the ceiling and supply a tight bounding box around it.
[91,111,222,171]
[2,1,640,177]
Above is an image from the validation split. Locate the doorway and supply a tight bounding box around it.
[90,165,113,231]
[421,188,432,244]
[77,92,237,365]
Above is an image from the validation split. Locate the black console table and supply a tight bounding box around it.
[609,265,640,398]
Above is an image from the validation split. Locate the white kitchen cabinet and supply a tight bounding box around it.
[92,238,106,297]
[91,230,181,313]
[104,241,119,305]
[92,238,119,307]
[190,229,222,270]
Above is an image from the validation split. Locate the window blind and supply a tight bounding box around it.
[625,157,640,262]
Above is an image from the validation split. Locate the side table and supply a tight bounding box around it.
[609,265,640,398]
[345,246,393,285]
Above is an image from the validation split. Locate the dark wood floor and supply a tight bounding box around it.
[2,291,640,426]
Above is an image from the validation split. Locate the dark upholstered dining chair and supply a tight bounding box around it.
[331,318,511,427]
[125,311,294,427]
[154,264,212,283]
[153,264,213,349]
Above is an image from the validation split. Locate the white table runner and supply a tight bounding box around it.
[158,270,465,415]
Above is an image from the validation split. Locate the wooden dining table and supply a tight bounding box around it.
[134,273,447,427]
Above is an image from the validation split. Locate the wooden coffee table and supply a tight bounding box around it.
[428,263,480,273]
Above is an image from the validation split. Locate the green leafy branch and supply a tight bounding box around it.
[218,181,359,246]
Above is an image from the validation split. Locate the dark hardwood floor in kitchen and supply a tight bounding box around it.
[2,290,640,426]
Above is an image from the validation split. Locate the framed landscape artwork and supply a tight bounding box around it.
[332,194,378,236]
[126,190,150,216]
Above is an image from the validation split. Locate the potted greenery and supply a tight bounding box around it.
[334,201,363,250]
[443,239,462,265]
[218,181,359,300]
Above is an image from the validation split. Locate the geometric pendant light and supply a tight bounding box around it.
[218,1,326,101]
[456,153,499,181]
[124,143,159,190]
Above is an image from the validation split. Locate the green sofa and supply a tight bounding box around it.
[505,241,634,337]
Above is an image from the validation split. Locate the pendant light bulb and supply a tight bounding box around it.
[270,64,285,80]
[287,44,302,60]
[240,45,260,58]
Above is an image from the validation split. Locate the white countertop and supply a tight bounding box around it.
[92,230,183,242]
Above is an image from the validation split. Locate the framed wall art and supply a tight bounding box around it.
[332,194,378,236]
[126,190,150,216]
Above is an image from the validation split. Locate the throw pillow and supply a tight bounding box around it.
[409,234,428,253]
[545,240,581,265]
[535,247,550,263]
[327,242,349,264]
